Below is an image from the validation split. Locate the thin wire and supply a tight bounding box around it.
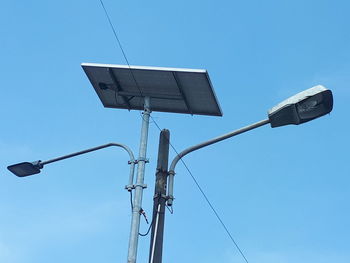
[99,0,144,99]
[130,178,153,236]
[165,204,173,214]
[129,190,133,211]
[139,221,153,236]
[139,196,161,237]
[99,0,131,72]
[182,161,249,262]
[99,2,249,262]
[139,208,153,236]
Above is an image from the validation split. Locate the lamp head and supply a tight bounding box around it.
[268,85,333,128]
[7,161,43,177]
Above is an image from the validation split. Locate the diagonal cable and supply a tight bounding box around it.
[99,0,144,98]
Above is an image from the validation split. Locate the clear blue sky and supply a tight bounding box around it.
[1,1,349,262]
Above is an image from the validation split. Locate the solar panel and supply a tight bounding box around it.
[81,63,223,116]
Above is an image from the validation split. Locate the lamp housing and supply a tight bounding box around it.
[268,85,333,128]
[7,161,43,177]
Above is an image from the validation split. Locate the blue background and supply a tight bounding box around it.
[1,1,349,262]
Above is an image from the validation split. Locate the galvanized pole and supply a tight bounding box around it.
[149,129,170,263]
[127,97,151,263]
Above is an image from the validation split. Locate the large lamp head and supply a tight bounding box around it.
[268,85,333,128]
[7,161,43,177]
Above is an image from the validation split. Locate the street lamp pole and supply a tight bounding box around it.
[8,59,333,263]
[127,97,151,263]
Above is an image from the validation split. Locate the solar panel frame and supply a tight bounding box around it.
[81,63,223,117]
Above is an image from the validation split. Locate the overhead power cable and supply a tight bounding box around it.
[99,0,144,98]
[98,1,249,262]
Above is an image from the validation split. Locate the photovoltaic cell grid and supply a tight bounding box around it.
[81,63,223,116]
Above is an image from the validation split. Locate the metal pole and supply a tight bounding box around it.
[149,129,170,263]
[127,97,151,263]
[167,118,270,205]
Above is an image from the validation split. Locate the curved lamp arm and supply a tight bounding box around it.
[7,143,136,191]
[166,119,270,206]
[166,85,334,206]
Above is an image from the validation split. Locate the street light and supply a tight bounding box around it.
[166,85,333,206]
[7,58,334,263]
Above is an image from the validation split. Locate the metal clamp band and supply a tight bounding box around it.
[153,193,168,199]
[137,157,149,163]
[125,184,147,191]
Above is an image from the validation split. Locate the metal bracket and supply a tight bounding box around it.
[137,157,149,163]
[166,195,174,201]
[125,184,147,191]
[125,185,134,191]
[128,160,138,164]
[166,196,174,206]
[143,107,152,114]
[153,193,168,199]
[135,184,147,189]
[156,168,168,173]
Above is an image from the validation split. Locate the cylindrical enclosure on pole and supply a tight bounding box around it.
[149,129,170,263]
[127,97,151,263]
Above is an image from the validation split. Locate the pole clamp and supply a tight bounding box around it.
[143,108,152,114]
[153,193,168,199]
[128,160,138,164]
[125,184,134,191]
[166,195,174,206]
[125,184,147,191]
[134,183,147,189]
[156,168,168,173]
[137,157,149,163]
